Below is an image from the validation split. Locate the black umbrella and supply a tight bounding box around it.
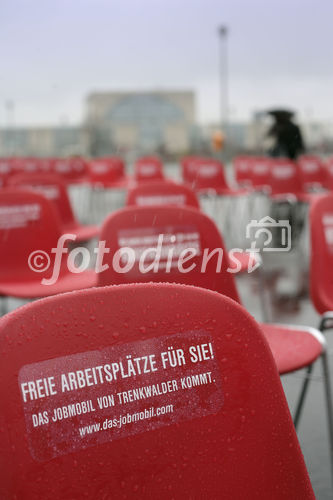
[267,109,294,120]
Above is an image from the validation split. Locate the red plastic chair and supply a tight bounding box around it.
[13,157,53,175]
[97,205,333,465]
[88,157,129,188]
[7,173,99,242]
[134,156,164,183]
[0,189,96,300]
[51,157,88,185]
[298,155,327,189]
[0,282,315,499]
[310,193,333,319]
[0,157,14,187]
[126,180,200,209]
[247,157,271,191]
[182,157,245,196]
[125,180,255,274]
[269,158,310,201]
[325,158,333,191]
[233,155,253,187]
[98,205,240,298]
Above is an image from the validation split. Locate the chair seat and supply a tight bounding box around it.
[229,251,260,273]
[0,269,97,299]
[260,323,324,375]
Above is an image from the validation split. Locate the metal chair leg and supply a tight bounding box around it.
[321,350,333,483]
[293,363,314,429]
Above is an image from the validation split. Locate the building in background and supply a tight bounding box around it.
[84,90,196,156]
[0,93,332,158]
[0,126,87,157]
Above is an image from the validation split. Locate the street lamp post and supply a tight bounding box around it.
[218,25,229,138]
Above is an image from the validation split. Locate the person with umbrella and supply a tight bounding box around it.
[267,109,305,160]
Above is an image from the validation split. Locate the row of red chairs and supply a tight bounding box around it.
[3,154,333,201]
[2,184,332,319]
[1,184,333,496]
[2,173,333,494]
[0,155,165,187]
[182,155,328,202]
[234,155,333,192]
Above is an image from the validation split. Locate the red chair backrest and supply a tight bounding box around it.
[310,193,333,314]
[181,156,202,185]
[13,157,53,175]
[269,159,304,195]
[192,158,229,191]
[0,157,14,187]
[298,155,327,188]
[7,172,77,227]
[52,157,88,184]
[88,157,126,186]
[134,156,164,182]
[325,157,333,190]
[182,157,229,191]
[126,180,200,209]
[248,157,271,189]
[0,282,314,499]
[233,156,253,186]
[0,189,63,282]
[97,205,240,302]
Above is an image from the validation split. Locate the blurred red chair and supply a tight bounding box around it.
[298,155,327,190]
[0,282,315,499]
[325,158,333,191]
[13,157,53,175]
[233,155,253,187]
[0,189,96,302]
[181,155,204,184]
[310,193,333,323]
[8,173,99,242]
[125,179,256,275]
[52,157,88,185]
[247,157,271,191]
[88,157,129,188]
[182,157,245,196]
[269,159,310,201]
[126,180,200,209]
[134,156,164,183]
[87,157,129,224]
[0,157,14,187]
[97,205,333,465]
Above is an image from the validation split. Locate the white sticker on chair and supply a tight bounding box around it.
[198,165,219,177]
[18,331,223,461]
[0,204,41,229]
[272,165,295,179]
[138,164,158,176]
[21,185,60,200]
[118,226,201,265]
[136,194,186,206]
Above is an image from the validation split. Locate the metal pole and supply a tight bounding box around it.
[218,26,228,136]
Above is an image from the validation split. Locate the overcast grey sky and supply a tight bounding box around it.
[1,0,333,126]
